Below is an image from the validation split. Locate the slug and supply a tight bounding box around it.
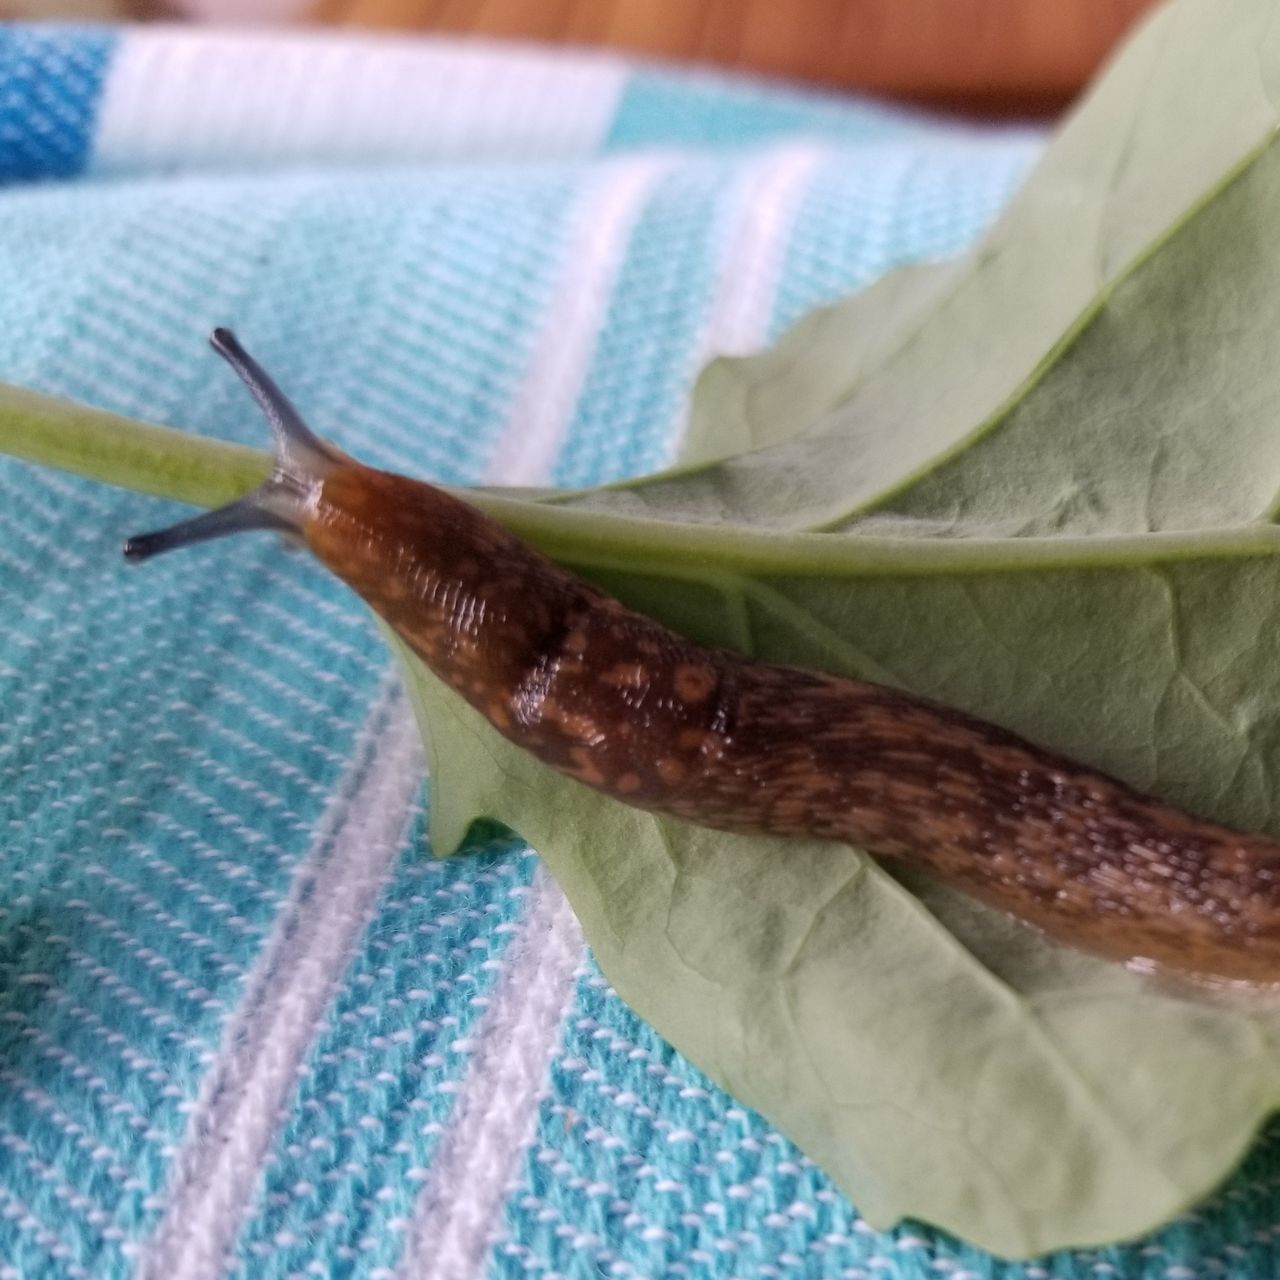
[126,329,1280,985]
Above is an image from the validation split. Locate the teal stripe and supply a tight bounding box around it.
[771,141,1038,338]
[190,167,581,486]
[606,69,925,152]
[0,166,579,484]
[551,162,733,487]
[0,469,377,1278]
[227,831,537,1279]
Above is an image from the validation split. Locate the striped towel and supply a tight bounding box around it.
[2,22,1273,1280]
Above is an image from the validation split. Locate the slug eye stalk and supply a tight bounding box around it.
[122,328,341,562]
[122,496,293,561]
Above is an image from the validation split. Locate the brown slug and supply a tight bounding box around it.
[126,329,1280,985]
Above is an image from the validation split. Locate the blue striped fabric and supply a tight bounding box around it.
[771,143,1031,337]
[4,21,1268,1280]
[226,832,538,1278]
[0,26,112,182]
[551,161,734,487]
[604,67,922,152]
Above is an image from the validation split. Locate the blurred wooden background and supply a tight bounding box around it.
[308,0,1160,114]
[1,0,1163,115]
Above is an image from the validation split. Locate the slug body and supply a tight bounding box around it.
[128,331,1280,985]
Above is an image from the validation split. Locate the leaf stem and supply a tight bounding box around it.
[0,383,270,509]
[6,380,1280,590]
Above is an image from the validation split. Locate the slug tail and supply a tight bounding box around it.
[123,328,342,563]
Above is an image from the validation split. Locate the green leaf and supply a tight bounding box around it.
[7,0,1280,1257]
[400,0,1280,1258]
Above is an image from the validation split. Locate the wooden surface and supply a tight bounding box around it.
[309,0,1159,113]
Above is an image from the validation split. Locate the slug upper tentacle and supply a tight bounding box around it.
[125,330,1280,984]
[124,329,341,562]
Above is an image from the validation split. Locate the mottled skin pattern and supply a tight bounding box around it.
[308,461,1280,984]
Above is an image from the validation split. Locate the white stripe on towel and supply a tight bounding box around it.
[697,144,825,359]
[484,154,676,486]
[138,673,424,1280]
[92,29,627,176]
[397,866,584,1280]
[661,144,823,462]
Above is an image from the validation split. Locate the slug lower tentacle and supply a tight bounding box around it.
[127,330,1280,984]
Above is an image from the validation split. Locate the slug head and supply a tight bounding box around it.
[123,329,343,561]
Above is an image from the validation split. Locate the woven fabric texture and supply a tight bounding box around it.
[2,21,1273,1280]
